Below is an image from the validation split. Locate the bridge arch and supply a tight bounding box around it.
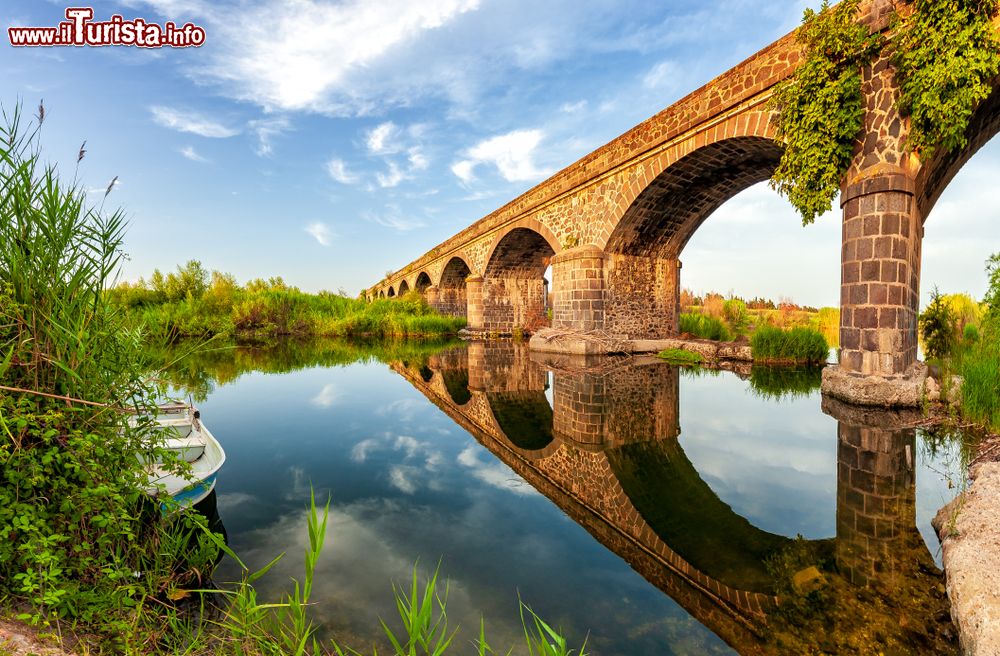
[415,271,432,294]
[916,86,1000,220]
[436,255,472,318]
[478,223,559,334]
[398,279,410,295]
[387,286,396,297]
[594,126,783,339]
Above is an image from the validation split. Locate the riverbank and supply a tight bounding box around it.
[111,263,466,341]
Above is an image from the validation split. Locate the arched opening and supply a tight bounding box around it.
[487,392,554,451]
[378,290,385,299]
[483,227,555,334]
[438,256,471,318]
[915,86,1000,359]
[603,136,785,339]
[415,271,432,294]
[398,280,410,295]
[388,286,396,298]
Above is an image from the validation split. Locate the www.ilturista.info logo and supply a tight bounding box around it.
[8,7,206,48]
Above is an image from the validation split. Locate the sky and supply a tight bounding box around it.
[2,0,998,307]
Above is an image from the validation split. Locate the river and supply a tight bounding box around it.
[165,338,967,654]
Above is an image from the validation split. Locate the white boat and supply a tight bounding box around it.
[144,403,226,510]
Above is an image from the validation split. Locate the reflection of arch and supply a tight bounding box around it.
[398,280,410,295]
[917,86,1000,219]
[606,436,799,594]
[603,136,784,258]
[419,365,434,383]
[388,286,396,297]
[415,272,432,293]
[486,391,554,451]
[442,368,471,405]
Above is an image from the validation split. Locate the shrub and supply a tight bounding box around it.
[679,312,732,341]
[960,336,1000,430]
[751,326,829,364]
[919,287,957,360]
[723,298,750,334]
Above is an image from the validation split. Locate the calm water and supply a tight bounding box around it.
[169,339,966,655]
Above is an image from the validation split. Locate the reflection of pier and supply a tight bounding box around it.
[391,343,951,654]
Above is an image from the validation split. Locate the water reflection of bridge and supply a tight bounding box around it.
[391,342,952,654]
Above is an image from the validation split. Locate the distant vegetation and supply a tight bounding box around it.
[110,260,466,341]
[677,290,834,364]
[921,255,1000,430]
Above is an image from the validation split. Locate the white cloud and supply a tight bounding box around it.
[376,161,406,188]
[179,145,208,162]
[366,121,399,154]
[407,147,429,171]
[248,116,291,155]
[305,222,333,246]
[452,129,548,183]
[642,59,678,89]
[559,100,587,113]
[326,157,360,184]
[450,160,477,183]
[196,0,482,113]
[365,209,425,232]
[149,105,239,138]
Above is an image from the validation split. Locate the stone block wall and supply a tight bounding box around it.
[839,176,921,377]
[551,246,606,332]
[604,253,681,339]
[481,276,548,334]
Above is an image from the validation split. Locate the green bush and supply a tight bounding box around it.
[679,312,732,341]
[750,326,829,364]
[919,287,957,360]
[723,298,750,335]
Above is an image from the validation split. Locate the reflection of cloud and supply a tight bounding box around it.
[218,499,524,650]
[217,491,256,512]
[389,465,419,494]
[311,383,340,407]
[351,438,380,463]
[457,446,534,496]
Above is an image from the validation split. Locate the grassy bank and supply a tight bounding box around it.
[919,258,1000,432]
[110,263,466,341]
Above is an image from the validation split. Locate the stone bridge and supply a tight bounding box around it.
[366,1,1000,404]
[389,342,949,653]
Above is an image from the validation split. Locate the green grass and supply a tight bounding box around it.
[750,326,829,364]
[657,348,705,365]
[678,312,732,341]
[959,337,1000,430]
[113,278,466,341]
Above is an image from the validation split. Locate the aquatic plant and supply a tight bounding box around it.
[657,348,705,366]
[750,326,829,364]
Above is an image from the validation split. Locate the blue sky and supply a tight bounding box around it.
[3,0,998,306]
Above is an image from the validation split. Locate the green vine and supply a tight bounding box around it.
[769,0,882,225]
[892,0,1000,159]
